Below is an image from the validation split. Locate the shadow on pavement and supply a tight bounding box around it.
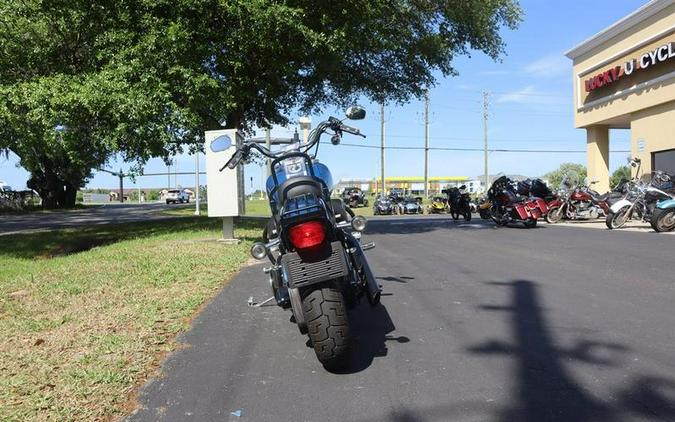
[465,280,675,422]
[329,302,407,374]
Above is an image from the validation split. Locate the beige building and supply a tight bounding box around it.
[566,0,675,193]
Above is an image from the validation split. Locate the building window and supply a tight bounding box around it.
[653,148,675,176]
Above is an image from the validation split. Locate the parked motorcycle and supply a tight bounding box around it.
[545,176,623,223]
[515,178,550,218]
[607,169,674,229]
[651,197,675,232]
[477,196,492,220]
[488,176,545,228]
[373,194,394,215]
[212,106,381,369]
[446,185,472,221]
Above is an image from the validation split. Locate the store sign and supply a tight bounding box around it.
[585,41,675,92]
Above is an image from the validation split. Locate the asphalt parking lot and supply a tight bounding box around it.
[127,217,675,422]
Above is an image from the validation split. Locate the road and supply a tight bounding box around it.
[0,203,193,235]
[127,218,675,422]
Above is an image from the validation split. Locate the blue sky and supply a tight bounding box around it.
[0,0,644,193]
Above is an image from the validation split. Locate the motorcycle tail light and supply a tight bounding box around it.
[289,221,326,249]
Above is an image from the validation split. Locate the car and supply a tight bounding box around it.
[166,189,190,204]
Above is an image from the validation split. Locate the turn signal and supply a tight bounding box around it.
[289,221,326,249]
[351,215,367,232]
[250,242,267,260]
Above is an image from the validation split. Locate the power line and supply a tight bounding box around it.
[326,141,630,154]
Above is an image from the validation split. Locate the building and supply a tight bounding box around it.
[565,0,675,193]
[374,176,470,196]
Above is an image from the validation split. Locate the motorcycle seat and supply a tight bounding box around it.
[279,176,323,204]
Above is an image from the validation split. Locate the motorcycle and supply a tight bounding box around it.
[488,176,545,228]
[477,196,492,220]
[427,195,448,214]
[446,185,472,221]
[651,197,675,232]
[515,178,550,218]
[373,194,394,215]
[607,169,674,229]
[212,106,381,369]
[545,176,623,223]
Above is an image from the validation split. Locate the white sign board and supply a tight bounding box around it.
[637,139,645,152]
[205,129,244,217]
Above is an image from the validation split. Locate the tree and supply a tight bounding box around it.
[0,0,522,207]
[543,163,587,190]
[610,165,631,189]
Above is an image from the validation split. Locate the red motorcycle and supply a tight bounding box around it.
[546,177,624,223]
[488,176,548,228]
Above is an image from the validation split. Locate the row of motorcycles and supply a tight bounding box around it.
[477,158,675,232]
[372,186,474,220]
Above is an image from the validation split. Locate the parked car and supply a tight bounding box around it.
[166,189,190,204]
[341,187,368,208]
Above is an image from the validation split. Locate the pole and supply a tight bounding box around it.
[167,161,171,191]
[194,152,200,215]
[483,91,490,193]
[424,91,429,198]
[380,103,385,196]
[119,170,124,203]
[265,127,272,178]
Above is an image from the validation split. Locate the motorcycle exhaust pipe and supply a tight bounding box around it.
[346,236,381,306]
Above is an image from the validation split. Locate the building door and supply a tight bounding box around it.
[652,148,675,176]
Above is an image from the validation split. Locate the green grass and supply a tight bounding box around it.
[0,217,263,421]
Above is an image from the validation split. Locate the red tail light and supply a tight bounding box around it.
[289,221,326,249]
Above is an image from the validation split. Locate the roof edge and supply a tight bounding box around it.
[565,0,674,60]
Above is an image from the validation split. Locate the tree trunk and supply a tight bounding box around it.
[28,172,82,209]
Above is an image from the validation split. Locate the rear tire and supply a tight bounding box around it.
[524,218,537,228]
[303,286,351,369]
[545,205,564,223]
[464,211,471,221]
[606,206,630,229]
[651,208,675,232]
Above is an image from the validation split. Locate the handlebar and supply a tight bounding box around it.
[219,117,365,171]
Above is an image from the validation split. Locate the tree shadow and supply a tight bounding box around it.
[328,301,408,374]
[467,280,675,422]
[365,217,493,235]
[0,217,263,259]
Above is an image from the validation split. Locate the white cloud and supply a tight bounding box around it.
[524,54,570,78]
[496,85,537,104]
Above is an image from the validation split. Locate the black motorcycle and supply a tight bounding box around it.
[445,185,472,221]
[211,106,381,369]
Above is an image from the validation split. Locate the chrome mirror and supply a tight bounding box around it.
[345,106,366,120]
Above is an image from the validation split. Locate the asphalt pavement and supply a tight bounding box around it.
[127,217,675,422]
[0,203,194,235]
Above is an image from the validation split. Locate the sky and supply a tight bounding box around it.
[0,0,646,193]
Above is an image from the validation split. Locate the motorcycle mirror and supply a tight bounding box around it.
[345,106,366,120]
[331,134,341,145]
[210,135,232,152]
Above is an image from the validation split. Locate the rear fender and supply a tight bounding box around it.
[610,199,632,213]
[657,198,675,209]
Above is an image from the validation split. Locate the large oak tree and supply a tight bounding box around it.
[0,0,521,207]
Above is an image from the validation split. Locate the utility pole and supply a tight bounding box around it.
[483,91,490,193]
[265,126,272,178]
[194,152,200,215]
[424,91,429,199]
[380,103,385,195]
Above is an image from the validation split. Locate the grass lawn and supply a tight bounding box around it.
[0,217,262,421]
